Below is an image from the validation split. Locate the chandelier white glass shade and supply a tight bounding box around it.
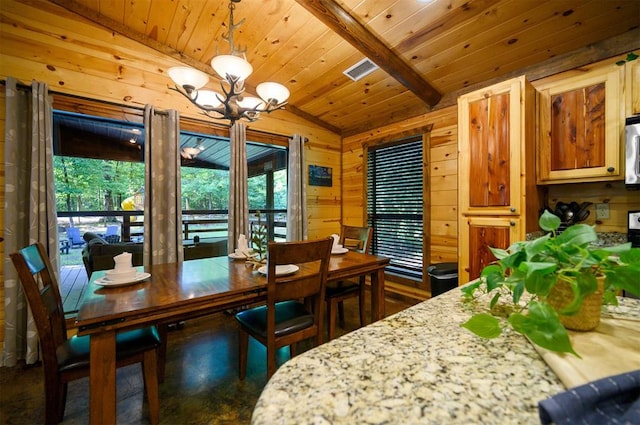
[167,0,289,125]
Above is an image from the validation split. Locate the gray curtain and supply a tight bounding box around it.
[286,134,307,241]
[143,105,183,265]
[228,122,248,251]
[3,79,58,366]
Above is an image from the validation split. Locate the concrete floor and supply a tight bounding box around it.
[0,294,416,425]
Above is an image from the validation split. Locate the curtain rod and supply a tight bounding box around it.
[1,79,295,140]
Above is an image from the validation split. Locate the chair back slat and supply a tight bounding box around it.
[340,225,373,254]
[10,243,68,366]
[266,238,332,304]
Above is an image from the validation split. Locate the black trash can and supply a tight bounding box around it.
[427,262,458,297]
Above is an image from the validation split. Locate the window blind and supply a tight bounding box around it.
[367,137,424,279]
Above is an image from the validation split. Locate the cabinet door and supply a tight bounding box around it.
[626,60,640,117]
[458,216,520,283]
[537,66,623,183]
[458,78,525,215]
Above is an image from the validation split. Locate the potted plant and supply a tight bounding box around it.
[461,210,640,356]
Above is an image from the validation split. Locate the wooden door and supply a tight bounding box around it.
[549,83,606,171]
[458,77,524,216]
[467,93,511,208]
[459,216,520,282]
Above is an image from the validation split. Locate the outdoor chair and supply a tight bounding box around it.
[65,227,84,248]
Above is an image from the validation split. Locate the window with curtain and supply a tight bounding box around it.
[367,136,424,279]
[52,107,289,247]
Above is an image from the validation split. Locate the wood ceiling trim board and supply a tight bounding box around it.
[164,0,208,52]
[426,3,639,93]
[274,34,363,105]
[348,0,427,33]
[197,2,240,64]
[273,27,353,88]
[398,0,521,53]
[176,1,221,59]
[0,15,172,90]
[287,104,342,134]
[435,28,640,109]
[2,11,203,96]
[414,0,633,90]
[303,72,409,117]
[387,0,503,51]
[288,46,387,106]
[47,0,339,133]
[342,107,431,138]
[246,7,323,80]
[123,0,151,36]
[322,88,426,128]
[294,0,441,107]
[240,1,299,52]
[332,90,427,129]
[401,0,557,78]
[98,0,123,23]
[397,0,528,61]
[144,0,180,44]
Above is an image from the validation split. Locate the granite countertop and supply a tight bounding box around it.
[252,288,568,425]
[526,231,628,247]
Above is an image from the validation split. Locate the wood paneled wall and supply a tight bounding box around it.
[0,0,341,347]
[0,0,342,235]
[343,106,458,299]
[547,182,640,233]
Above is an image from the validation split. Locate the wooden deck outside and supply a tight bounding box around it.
[59,265,89,323]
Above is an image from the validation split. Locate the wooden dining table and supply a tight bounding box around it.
[76,251,390,425]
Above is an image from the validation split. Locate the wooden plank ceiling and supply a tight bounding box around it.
[50,0,640,136]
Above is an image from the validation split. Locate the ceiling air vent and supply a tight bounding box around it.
[343,58,379,81]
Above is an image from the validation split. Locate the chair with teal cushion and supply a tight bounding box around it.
[235,237,333,379]
[10,242,161,424]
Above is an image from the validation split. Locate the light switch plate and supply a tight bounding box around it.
[595,203,610,219]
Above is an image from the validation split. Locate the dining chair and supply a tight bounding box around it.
[10,242,161,425]
[326,225,373,341]
[235,237,333,379]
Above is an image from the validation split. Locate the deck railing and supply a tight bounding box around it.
[57,209,288,243]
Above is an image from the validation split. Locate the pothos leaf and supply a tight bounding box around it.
[509,301,579,357]
[461,313,502,339]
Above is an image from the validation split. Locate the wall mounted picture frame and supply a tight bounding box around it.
[309,165,332,187]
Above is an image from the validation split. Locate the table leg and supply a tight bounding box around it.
[89,331,117,425]
[370,268,386,321]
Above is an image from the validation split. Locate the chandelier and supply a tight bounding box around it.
[167,0,290,125]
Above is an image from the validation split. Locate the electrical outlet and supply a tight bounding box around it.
[595,203,610,219]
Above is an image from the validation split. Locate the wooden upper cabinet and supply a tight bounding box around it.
[458,76,534,216]
[626,59,640,117]
[536,66,623,184]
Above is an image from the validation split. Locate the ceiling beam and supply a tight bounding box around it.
[48,0,341,134]
[295,0,442,107]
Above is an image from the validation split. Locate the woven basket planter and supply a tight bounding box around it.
[547,276,604,331]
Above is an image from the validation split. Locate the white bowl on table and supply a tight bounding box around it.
[105,267,137,282]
